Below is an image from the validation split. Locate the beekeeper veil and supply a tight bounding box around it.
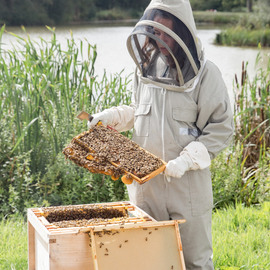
[126,0,204,92]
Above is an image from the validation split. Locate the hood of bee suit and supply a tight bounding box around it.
[126,0,205,92]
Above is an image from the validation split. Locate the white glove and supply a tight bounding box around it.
[87,109,113,128]
[165,141,211,182]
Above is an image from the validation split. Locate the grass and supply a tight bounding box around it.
[0,203,269,269]
[0,216,28,269]
[212,202,270,269]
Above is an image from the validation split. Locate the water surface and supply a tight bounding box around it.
[2,24,270,104]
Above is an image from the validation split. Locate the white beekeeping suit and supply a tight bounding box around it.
[88,0,234,269]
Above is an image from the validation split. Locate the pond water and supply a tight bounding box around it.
[2,23,270,104]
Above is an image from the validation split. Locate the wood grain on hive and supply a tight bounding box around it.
[90,221,186,270]
[27,201,186,270]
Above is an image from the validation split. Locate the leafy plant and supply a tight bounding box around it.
[37,152,128,206]
[0,25,132,216]
[234,56,270,169]
[211,54,270,208]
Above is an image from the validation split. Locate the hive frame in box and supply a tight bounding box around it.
[89,220,186,270]
[28,201,186,270]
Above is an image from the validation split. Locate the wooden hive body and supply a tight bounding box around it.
[28,201,186,270]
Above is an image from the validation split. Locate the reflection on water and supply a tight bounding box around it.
[2,24,270,104]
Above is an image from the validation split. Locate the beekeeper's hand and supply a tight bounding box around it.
[87,109,113,128]
[164,141,211,182]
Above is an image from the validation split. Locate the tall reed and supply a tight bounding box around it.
[234,55,270,169]
[0,24,132,175]
[211,53,270,208]
[0,25,132,215]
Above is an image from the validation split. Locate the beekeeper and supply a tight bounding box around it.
[88,0,234,269]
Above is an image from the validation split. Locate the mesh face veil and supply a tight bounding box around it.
[126,8,202,91]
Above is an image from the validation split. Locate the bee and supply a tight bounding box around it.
[149,231,152,234]
[105,248,109,252]
[119,244,122,248]
[63,120,164,186]
[145,237,148,241]
[155,228,158,230]
[171,266,174,269]
[125,240,128,243]
[104,253,109,256]
[143,228,147,230]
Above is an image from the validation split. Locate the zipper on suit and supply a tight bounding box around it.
[161,88,169,189]
[161,88,166,163]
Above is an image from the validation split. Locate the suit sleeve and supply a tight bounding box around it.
[196,63,234,159]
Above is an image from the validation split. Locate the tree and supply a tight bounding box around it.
[247,0,253,12]
[190,0,223,11]
[257,0,270,25]
[0,0,53,26]
[221,0,246,12]
[73,0,96,21]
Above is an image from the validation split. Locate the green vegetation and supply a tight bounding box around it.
[215,1,270,47]
[190,0,248,12]
[0,216,28,269]
[212,202,270,269]
[0,10,270,270]
[0,0,148,26]
[193,11,245,25]
[96,8,136,21]
[211,55,270,209]
[1,202,269,269]
[0,25,130,216]
[0,0,259,26]
[215,27,270,47]
[0,25,270,216]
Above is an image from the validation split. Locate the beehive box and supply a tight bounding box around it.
[28,201,186,270]
[62,124,167,185]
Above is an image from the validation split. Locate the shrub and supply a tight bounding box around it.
[37,152,128,206]
[211,143,270,208]
[96,8,129,21]
[215,26,270,47]
[0,25,131,216]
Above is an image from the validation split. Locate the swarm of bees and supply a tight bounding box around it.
[62,124,164,184]
[41,204,128,228]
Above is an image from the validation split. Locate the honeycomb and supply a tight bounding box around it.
[62,124,164,184]
[42,204,128,228]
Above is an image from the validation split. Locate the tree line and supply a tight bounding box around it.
[190,0,253,12]
[0,0,255,26]
[0,0,150,26]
